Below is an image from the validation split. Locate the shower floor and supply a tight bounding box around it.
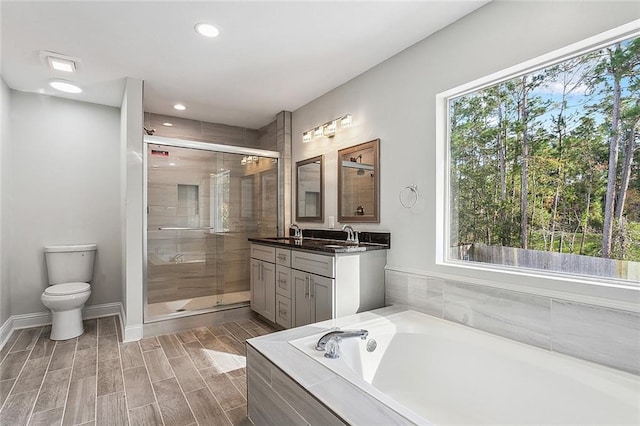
[146,290,250,319]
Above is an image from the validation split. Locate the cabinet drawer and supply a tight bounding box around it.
[275,295,292,329]
[291,250,335,278]
[275,248,291,267]
[250,244,275,263]
[275,266,292,298]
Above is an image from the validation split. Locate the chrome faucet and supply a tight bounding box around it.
[315,329,369,356]
[341,224,359,243]
[289,223,302,239]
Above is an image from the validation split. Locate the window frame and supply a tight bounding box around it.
[435,19,640,311]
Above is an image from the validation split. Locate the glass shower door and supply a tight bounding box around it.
[145,142,278,321]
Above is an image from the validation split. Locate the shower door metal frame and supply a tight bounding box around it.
[143,135,281,323]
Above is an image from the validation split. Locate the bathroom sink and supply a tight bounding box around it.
[324,244,344,249]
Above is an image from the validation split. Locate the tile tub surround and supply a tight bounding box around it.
[248,306,640,425]
[385,269,640,375]
[0,315,278,426]
[247,306,414,425]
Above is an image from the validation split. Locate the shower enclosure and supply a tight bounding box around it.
[143,136,279,321]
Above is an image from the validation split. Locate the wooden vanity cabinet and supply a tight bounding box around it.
[250,243,386,328]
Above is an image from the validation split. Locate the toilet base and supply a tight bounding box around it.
[50,308,84,340]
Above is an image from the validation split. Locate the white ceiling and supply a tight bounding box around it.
[1,1,488,129]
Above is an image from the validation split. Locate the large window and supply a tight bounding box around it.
[442,26,639,284]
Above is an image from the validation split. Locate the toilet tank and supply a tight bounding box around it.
[44,244,97,285]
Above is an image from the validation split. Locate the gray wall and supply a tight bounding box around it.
[0,77,11,324]
[8,91,122,315]
[291,0,640,370]
[292,1,640,305]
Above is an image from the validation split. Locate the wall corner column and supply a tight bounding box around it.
[120,77,144,341]
[277,111,292,235]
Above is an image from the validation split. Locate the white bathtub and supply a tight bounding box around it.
[290,310,640,425]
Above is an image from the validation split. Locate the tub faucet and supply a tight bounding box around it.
[316,329,369,354]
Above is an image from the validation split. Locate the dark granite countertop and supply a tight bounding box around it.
[249,229,390,254]
[248,236,389,254]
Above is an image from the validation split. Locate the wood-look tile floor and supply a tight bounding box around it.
[0,315,278,426]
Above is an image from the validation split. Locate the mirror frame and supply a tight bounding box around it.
[295,155,324,223]
[338,138,380,223]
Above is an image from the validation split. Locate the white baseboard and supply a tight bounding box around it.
[123,324,143,343]
[0,317,14,354]
[0,302,123,351]
[119,303,143,343]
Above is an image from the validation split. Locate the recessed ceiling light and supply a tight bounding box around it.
[173,104,186,111]
[162,122,174,127]
[49,79,82,94]
[195,23,220,38]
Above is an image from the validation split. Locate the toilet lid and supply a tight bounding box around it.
[44,282,90,296]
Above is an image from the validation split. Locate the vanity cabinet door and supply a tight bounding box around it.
[292,269,334,327]
[250,259,275,322]
[293,269,313,327]
[312,274,334,323]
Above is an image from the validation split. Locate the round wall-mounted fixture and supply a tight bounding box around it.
[194,23,220,38]
[49,79,82,94]
[173,104,186,111]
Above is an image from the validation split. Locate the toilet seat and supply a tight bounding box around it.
[44,282,90,296]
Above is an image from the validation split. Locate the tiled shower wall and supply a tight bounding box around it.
[385,269,640,375]
[145,112,278,150]
[144,113,281,305]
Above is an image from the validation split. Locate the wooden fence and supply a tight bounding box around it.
[451,243,640,282]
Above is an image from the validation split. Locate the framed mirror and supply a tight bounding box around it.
[296,155,324,222]
[338,139,380,223]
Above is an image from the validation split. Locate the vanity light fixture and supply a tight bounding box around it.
[162,122,174,127]
[173,104,187,111]
[49,79,82,94]
[241,156,259,166]
[302,114,352,142]
[323,120,337,138]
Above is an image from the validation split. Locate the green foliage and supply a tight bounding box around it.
[450,35,640,263]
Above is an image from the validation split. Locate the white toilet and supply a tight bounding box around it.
[42,244,97,340]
